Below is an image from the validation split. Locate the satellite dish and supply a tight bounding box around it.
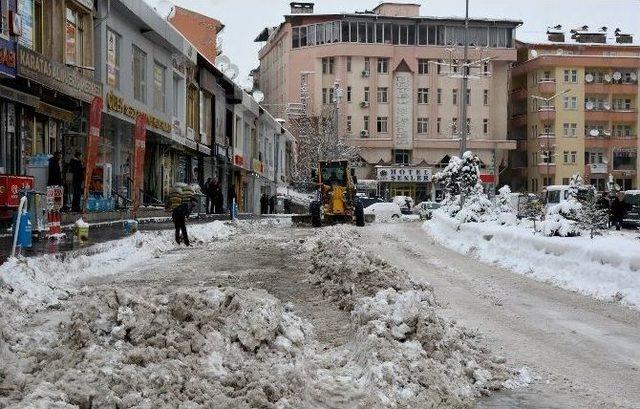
[585,101,594,110]
[603,101,611,110]
[589,129,599,137]
[252,90,264,103]
[530,49,538,58]
[631,72,638,82]
[613,71,622,81]
[226,64,239,80]
[215,55,231,72]
[556,49,564,55]
[603,129,612,136]
[604,73,612,82]
[585,73,594,83]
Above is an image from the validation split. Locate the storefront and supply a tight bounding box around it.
[376,165,433,202]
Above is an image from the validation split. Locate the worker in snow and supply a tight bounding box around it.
[610,191,628,231]
[172,195,197,246]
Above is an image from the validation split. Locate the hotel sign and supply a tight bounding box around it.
[393,72,412,149]
[376,166,432,183]
[17,45,102,102]
[106,91,172,133]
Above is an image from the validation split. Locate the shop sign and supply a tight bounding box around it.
[106,30,117,87]
[0,84,38,108]
[252,159,263,174]
[36,101,74,122]
[376,166,432,183]
[184,138,197,151]
[234,154,244,167]
[6,103,15,132]
[83,96,103,208]
[198,143,211,155]
[106,91,172,133]
[0,38,17,78]
[18,45,102,102]
[17,0,33,49]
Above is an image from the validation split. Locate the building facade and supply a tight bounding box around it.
[255,2,520,201]
[509,28,640,192]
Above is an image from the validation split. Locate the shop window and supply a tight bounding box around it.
[106,28,121,89]
[132,45,147,103]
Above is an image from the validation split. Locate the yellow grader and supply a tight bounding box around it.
[292,160,366,227]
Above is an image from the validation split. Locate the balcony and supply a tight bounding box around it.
[509,113,527,127]
[538,163,556,174]
[538,132,555,139]
[537,107,556,122]
[511,88,528,101]
[585,110,638,122]
[537,79,556,94]
[585,82,638,94]
[585,135,637,149]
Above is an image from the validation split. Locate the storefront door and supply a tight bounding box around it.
[390,184,415,199]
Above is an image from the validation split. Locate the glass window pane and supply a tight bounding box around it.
[342,21,350,42]
[300,26,307,47]
[376,23,383,43]
[400,25,407,44]
[418,24,428,45]
[428,25,436,45]
[384,23,392,44]
[358,22,366,42]
[392,24,399,44]
[350,22,357,42]
[366,22,374,43]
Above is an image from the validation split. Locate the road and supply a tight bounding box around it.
[360,222,640,409]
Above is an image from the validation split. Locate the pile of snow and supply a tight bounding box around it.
[306,226,524,405]
[0,287,314,408]
[426,212,640,309]
[0,221,234,311]
[277,186,314,207]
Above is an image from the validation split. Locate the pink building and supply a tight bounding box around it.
[255,2,521,200]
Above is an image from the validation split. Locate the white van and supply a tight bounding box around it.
[544,184,595,213]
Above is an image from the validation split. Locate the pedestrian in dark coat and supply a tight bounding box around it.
[47,151,63,186]
[611,191,628,231]
[268,195,276,214]
[172,196,196,246]
[214,183,224,214]
[260,193,268,214]
[228,185,237,219]
[69,151,84,212]
[203,178,212,214]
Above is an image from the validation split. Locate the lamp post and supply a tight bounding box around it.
[530,89,570,188]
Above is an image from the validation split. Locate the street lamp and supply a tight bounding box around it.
[530,89,570,188]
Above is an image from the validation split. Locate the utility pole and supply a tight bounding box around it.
[459,0,470,157]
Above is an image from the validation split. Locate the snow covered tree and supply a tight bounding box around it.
[576,194,609,239]
[541,173,583,236]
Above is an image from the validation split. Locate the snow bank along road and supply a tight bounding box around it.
[362,222,640,408]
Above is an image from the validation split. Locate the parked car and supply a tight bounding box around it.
[623,190,640,227]
[391,196,415,214]
[356,196,384,209]
[364,202,402,222]
[544,184,595,214]
[415,201,441,220]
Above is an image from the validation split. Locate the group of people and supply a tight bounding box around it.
[598,191,631,231]
[202,178,225,214]
[259,194,278,215]
[47,151,84,212]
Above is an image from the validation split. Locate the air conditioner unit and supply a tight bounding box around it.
[360,130,369,138]
[361,70,370,78]
[360,101,370,108]
[186,127,195,140]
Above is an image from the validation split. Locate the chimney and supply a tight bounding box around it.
[571,25,606,44]
[290,2,314,14]
[615,28,633,44]
[546,25,565,42]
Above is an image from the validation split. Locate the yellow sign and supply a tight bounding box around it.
[106,91,172,133]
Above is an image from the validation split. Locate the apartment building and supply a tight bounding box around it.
[255,2,520,201]
[509,27,640,192]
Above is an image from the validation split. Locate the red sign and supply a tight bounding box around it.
[0,175,33,208]
[131,115,147,218]
[83,96,103,211]
[479,174,496,184]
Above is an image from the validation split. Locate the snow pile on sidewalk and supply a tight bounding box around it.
[0,287,315,408]
[425,212,640,309]
[0,221,234,311]
[306,226,520,406]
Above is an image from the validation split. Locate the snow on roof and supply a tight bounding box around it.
[283,12,521,26]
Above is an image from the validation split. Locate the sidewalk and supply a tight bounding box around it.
[0,212,256,265]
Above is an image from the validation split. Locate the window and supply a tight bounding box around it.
[437,59,443,74]
[437,118,441,134]
[483,119,488,134]
[377,116,388,133]
[377,87,388,103]
[364,86,370,102]
[186,85,198,130]
[613,98,632,111]
[322,88,328,104]
[34,0,42,52]
[563,69,578,83]
[153,62,166,112]
[465,89,471,105]
[483,89,489,106]
[347,86,352,102]
[322,88,335,104]
[394,149,411,165]
[106,28,121,89]
[132,45,147,103]
[418,59,429,74]
[483,61,490,75]
[417,88,429,104]
[563,151,577,164]
[65,7,84,66]
[563,96,577,110]
[451,118,458,135]
[363,115,369,132]
[172,74,182,117]
[322,57,334,74]
[364,57,370,73]
[452,89,458,105]
[377,58,388,74]
[417,118,429,134]
[614,124,632,137]
[347,116,352,133]
[346,56,352,72]
[562,123,577,137]
[437,88,442,104]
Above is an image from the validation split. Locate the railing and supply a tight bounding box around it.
[538,132,555,138]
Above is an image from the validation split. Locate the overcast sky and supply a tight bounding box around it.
[147,0,640,85]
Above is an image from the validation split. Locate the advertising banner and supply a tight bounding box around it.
[106,30,117,86]
[131,115,147,218]
[83,96,103,210]
[17,0,33,49]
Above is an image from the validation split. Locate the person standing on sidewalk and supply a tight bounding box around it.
[228,184,237,219]
[203,178,212,214]
[172,194,197,246]
[47,151,63,187]
[69,151,84,212]
[611,191,628,231]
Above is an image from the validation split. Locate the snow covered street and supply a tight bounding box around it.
[2,219,639,408]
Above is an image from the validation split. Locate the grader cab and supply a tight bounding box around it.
[307,160,365,227]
